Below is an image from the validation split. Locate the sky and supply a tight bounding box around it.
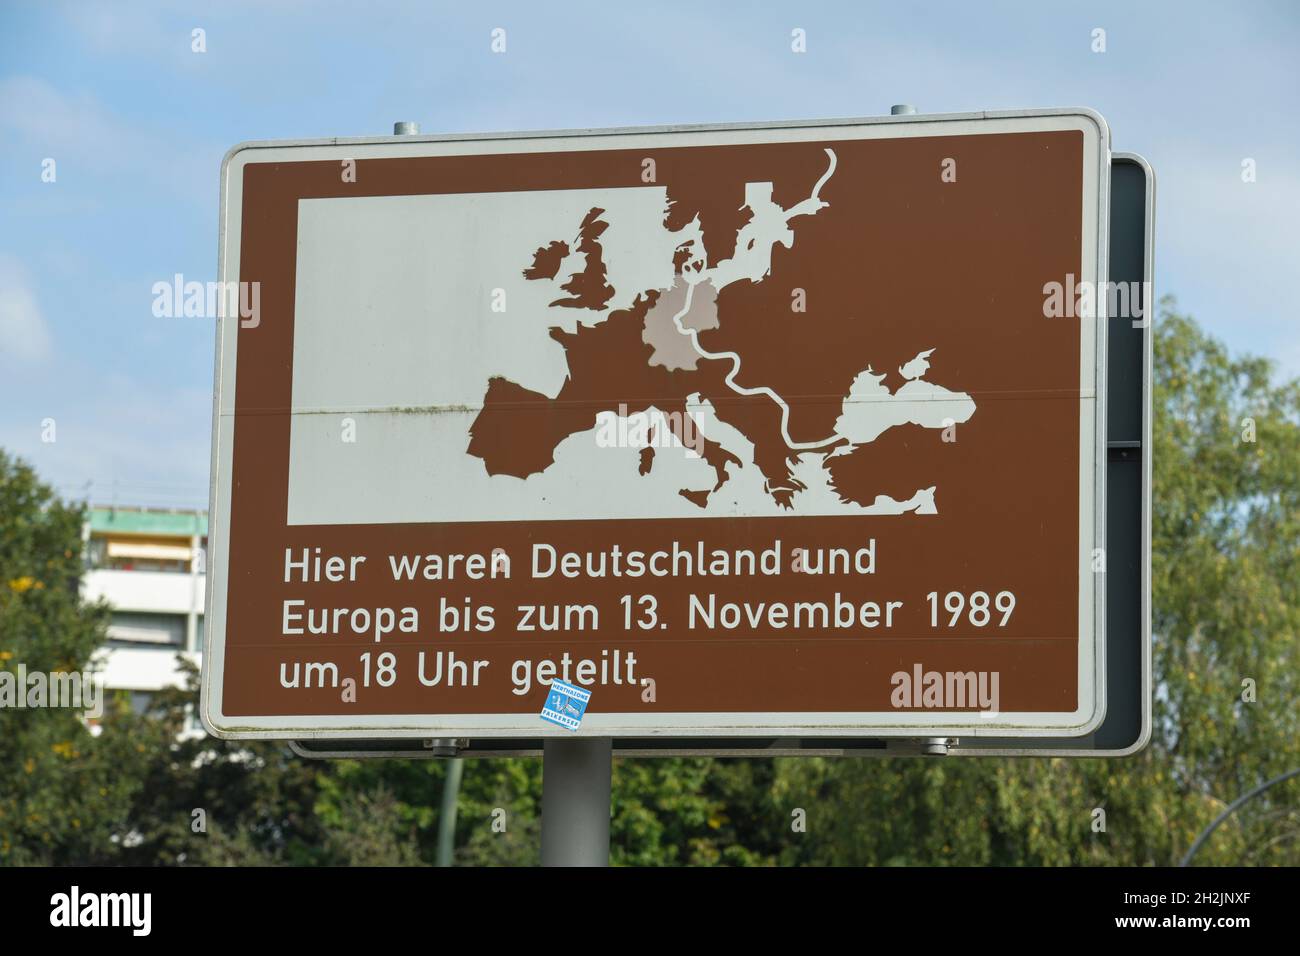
[1,0,1297,510]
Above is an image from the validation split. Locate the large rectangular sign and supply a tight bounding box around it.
[203,109,1110,740]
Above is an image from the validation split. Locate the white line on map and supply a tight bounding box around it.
[671,148,841,451]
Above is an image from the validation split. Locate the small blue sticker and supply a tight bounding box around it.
[540,680,591,731]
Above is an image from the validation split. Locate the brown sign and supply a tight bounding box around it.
[202,112,1109,739]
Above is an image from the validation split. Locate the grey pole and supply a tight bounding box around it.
[434,757,464,867]
[541,737,612,866]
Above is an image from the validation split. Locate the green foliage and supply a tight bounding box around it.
[0,451,141,864]
[121,665,330,866]
[454,758,542,866]
[1,301,1297,866]
[1139,300,1300,862]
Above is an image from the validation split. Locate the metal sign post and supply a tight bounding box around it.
[541,737,612,866]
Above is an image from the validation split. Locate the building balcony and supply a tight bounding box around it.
[91,645,201,694]
[82,568,205,616]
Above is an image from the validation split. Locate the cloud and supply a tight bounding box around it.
[55,1,178,61]
[0,368,213,509]
[0,255,53,363]
[1153,149,1300,375]
[0,75,212,202]
[0,76,130,160]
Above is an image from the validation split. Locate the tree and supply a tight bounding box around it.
[117,663,333,866]
[1139,300,1300,863]
[0,451,144,863]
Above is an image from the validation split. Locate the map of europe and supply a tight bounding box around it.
[464,147,978,516]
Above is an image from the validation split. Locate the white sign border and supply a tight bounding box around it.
[202,108,1110,741]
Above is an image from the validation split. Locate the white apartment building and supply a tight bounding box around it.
[81,506,206,725]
